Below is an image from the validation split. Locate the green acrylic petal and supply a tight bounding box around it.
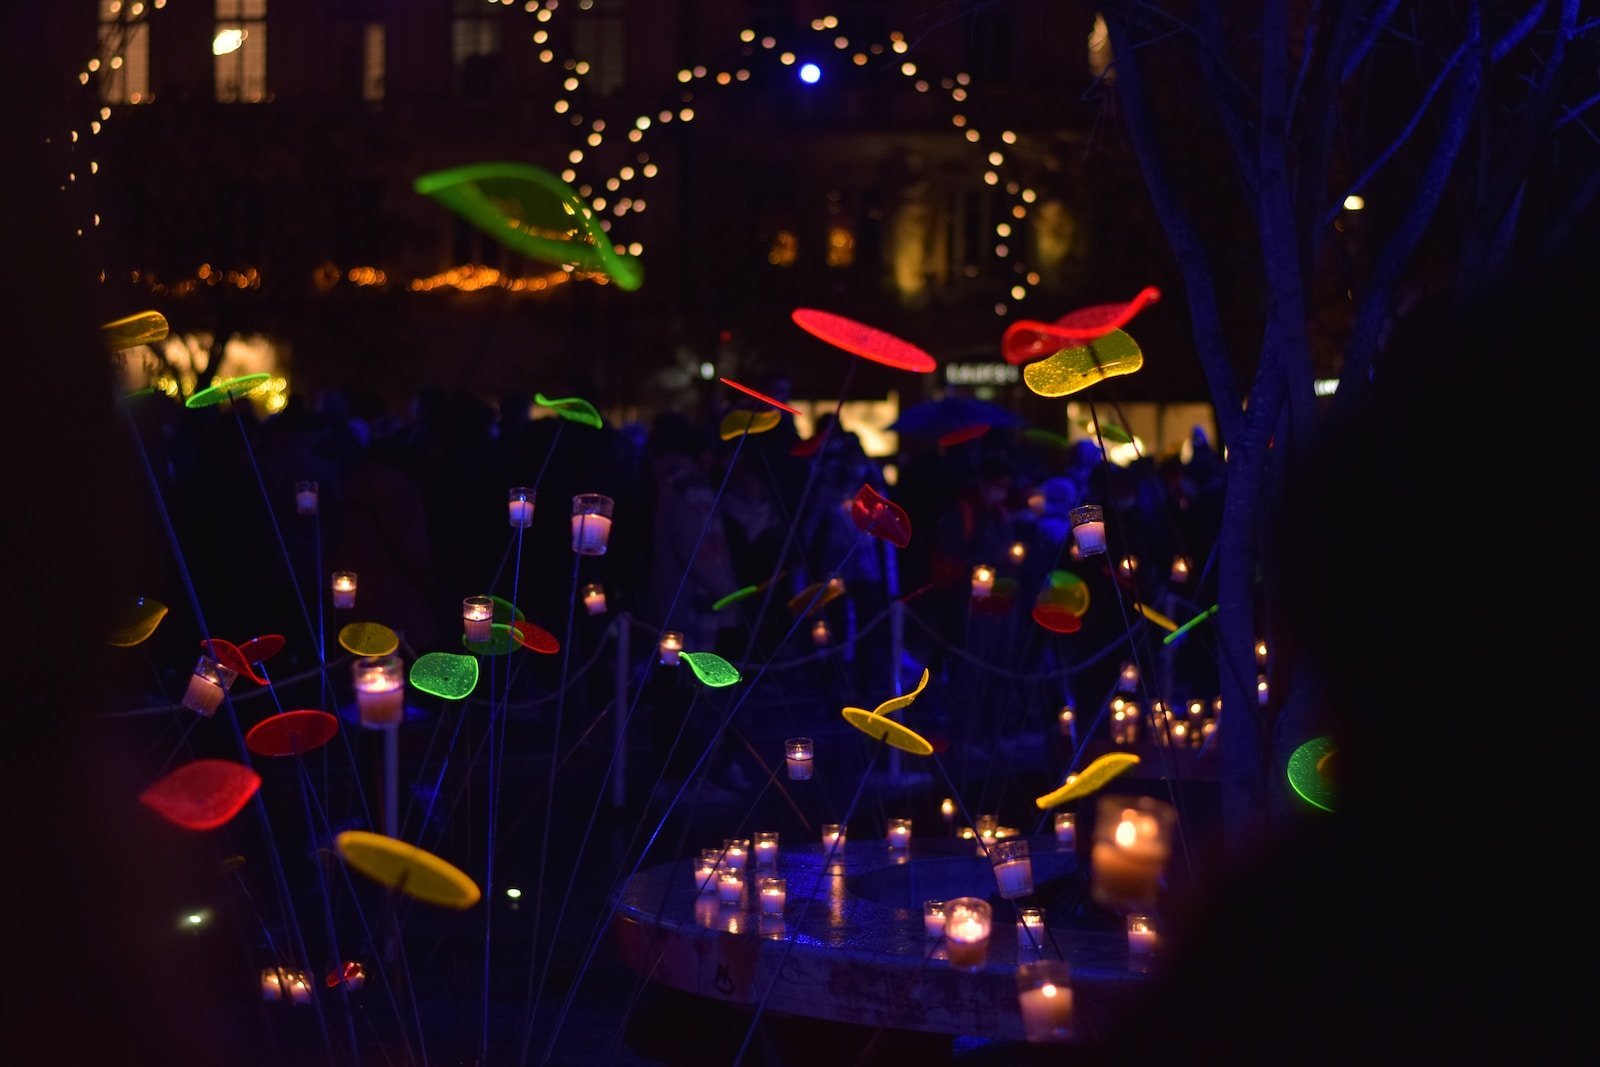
[711,585,760,612]
[1078,417,1133,444]
[533,392,603,429]
[464,622,518,657]
[489,596,526,624]
[1161,604,1220,646]
[680,651,741,688]
[185,373,274,409]
[1023,428,1073,450]
[409,652,480,700]
[414,162,643,290]
[1286,735,1338,813]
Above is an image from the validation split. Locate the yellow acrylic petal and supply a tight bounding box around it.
[1022,329,1143,398]
[100,309,169,352]
[871,667,931,718]
[106,596,169,647]
[335,830,481,910]
[1033,752,1142,809]
[841,708,934,757]
[720,408,782,440]
[339,621,400,657]
[1135,602,1178,632]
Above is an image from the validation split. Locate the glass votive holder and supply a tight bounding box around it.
[785,737,814,781]
[1008,540,1027,563]
[570,493,614,555]
[581,583,608,616]
[722,838,750,873]
[182,654,238,717]
[1126,912,1161,973]
[1057,706,1075,737]
[1016,906,1046,957]
[1169,555,1191,583]
[1053,811,1077,848]
[1117,661,1139,692]
[944,897,992,970]
[886,817,912,851]
[757,876,786,916]
[463,595,494,643]
[1090,794,1177,911]
[1016,959,1074,1043]
[991,838,1034,899]
[294,480,318,516]
[753,831,778,868]
[811,618,830,645]
[693,848,722,895]
[923,899,946,939]
[821,823,847,870]
[717,869,744,906]
[658,631,684,666]
[970,564,996,598]
[508,486,535,528]
[1068,504,1106,557]
[352,654,405,729]
[331,570,357,609]
[1257,674,1270,705]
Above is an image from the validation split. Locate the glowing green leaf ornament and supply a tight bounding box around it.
[464,622,518,657]
[1162,604,1220,646]
[712,585,760,612]
[1046,571,1090,616]
[1022,330,1143,398]
[409,652,480,700]
[490,596,525,624]
[185,373,274,409]
[534,392,602,429]
[1287,736,1338,812]
[680,651,741,688]
[413,162,643,290]
[1077,417,1134,444]
[1023,428,1073,450]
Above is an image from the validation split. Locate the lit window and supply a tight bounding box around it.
[98,0,150,104]
[362,23,385,102]
[214,0,267,103]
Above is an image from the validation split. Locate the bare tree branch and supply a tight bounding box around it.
[1556,89,1600,128]
[1491,0,1550,62]
[1194,0,1263,211]
[1286,0,1323,126]
[1341,0,1404,80]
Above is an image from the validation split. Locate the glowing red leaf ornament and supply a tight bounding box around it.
[719,378,801,416]
[139,759,261,831]
[202,638,267,686]
[511,619,561,654]
[246,710,341,758]
[938,423,991,449]
[1002,286,1161,365]
[849,484,912,549]
[791,309,937,373]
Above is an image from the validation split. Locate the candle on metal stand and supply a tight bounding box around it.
[757,876,786,916]
[508,486,535,528]
[694,848,722,894]
[1090,795,1176,911]
[1054,811,1077,848]
[352,654,405,729]
[463,595,494,643]
[923,899,946,938]
[717,869,744,906]
[1126,912,1160,973]
[1016,907,1046,958]
[295,480,318,516]
[1068,504,1106,557]
[570,493,614,555]
[182,654,238,717]
[753,831,778,868]
[1015,960,1074,1042]
[991,838,1034,899]
[970,564,995,598]
[811,618,830,645]
[658,631,684,666]
[581,583,608,615]
[1008,540,1027,563]
[331,571,357,610]
[1169,555,1190,583]
[941,797,955,834]
[785,737,814,781]
[944,897,992,969]
[886,817,912,851]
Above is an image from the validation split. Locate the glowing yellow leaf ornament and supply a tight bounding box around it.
[335,830,481,910]
[1022,329,1144,398]
[720,409,782,440]
[840,668,934,756]
[339,621,400,657]
[1034,752,1142,809]
[100,310,169,352]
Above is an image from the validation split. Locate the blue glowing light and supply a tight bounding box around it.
[799,63,821,85]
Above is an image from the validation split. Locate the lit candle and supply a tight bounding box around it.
[941,797,955,833]
[722,838,750,872]
[182,654,238,717]
[288,973,312,1005]
[944,897,992,969]
[1016,907,1046,956]
[508,487,535,528]
[1169,555,1190,583]
[785,737,814,781]
[693,849,721,894]
[658,631,683,666]
[1117,662,1139,693]
[1257,674,1270,705]
[570,493,615,555]
[1016,963,1074,1042]
[295,480,318,516]
[753,831,778,867]
[1008,540,1027,563]
[717,869,744,905]
[581,583,608,615]
[1054,812,1076,847]
[757,876,786,916]
[1186,698,1205,720]
[1090,797,1175,911]
[1255,639,1269,666]
[991,839,1034,899]
[1068,504,1106,557]
[1058,706,1075,738]
[463,595,494,643]
[261,968,286,1001]
[923,899,946,938]
[1118,555,1138,578]
[811,618,830,645]
[821,823,846,869]
[970,564,995,598]
[1126,913,1160,972]
[886,818,912,850]
[352,654,405,729]
[331,571,357,609]
[1027,491,1046,515]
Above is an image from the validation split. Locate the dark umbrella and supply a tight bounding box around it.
[889,394,1025,436]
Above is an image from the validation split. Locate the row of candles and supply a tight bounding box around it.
[296,482,616,552]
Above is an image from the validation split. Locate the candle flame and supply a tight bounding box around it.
[1041,983,1058,998]
[1115,819,1137,848]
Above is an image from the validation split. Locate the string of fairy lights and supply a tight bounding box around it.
[65,1,1053,315]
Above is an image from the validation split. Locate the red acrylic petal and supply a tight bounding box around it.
[139,759,261,831]
[238,633,285,666]
[511,619,560,654]
[719,377,801,416]
[246,710,340,758]
[849,484,912,549]
[202,637,268,686]
[791,308,937,373]
[791,434,825,457]
[1002,286,1161,365]
[1032,604,1083,633]
[937,423,991,449]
